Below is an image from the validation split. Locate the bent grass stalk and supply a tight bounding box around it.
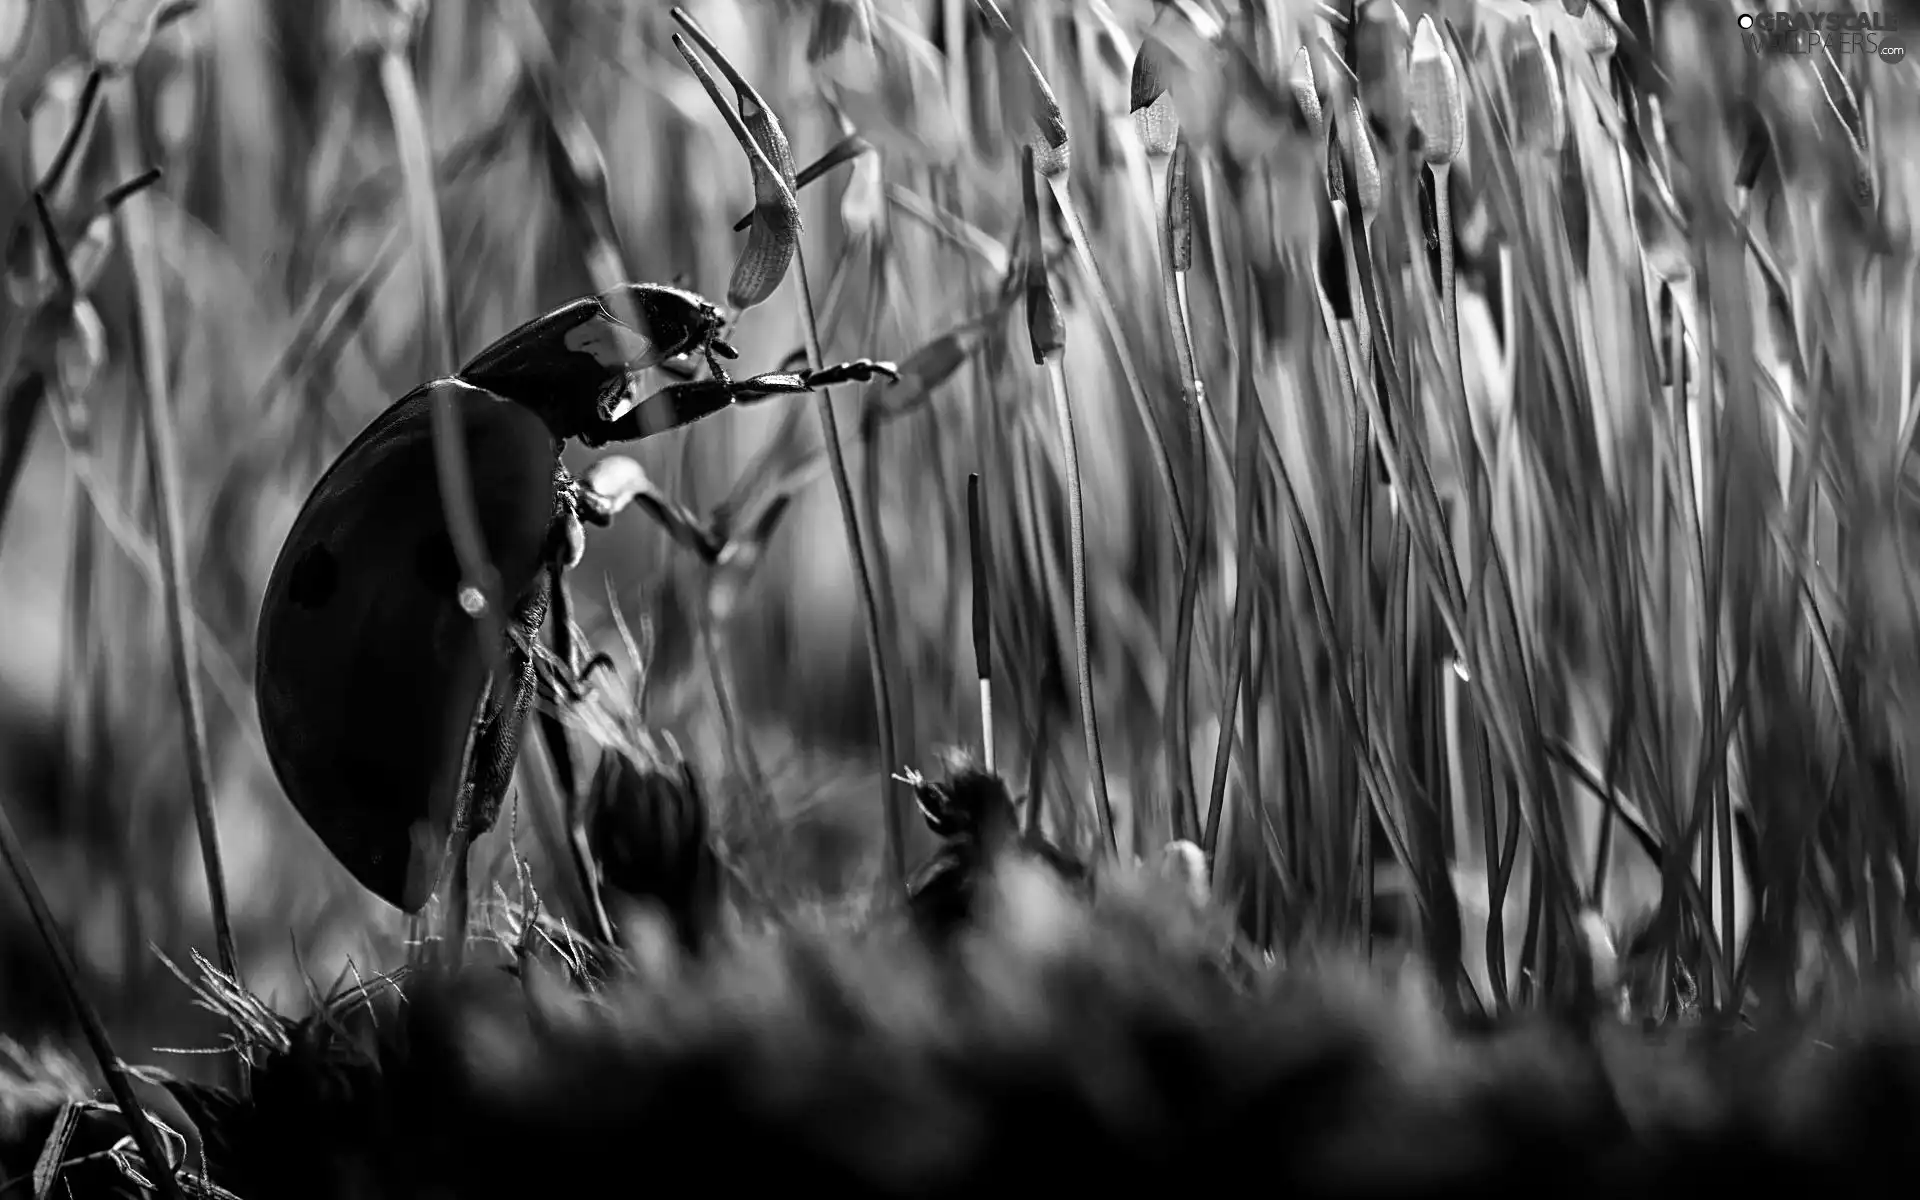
[666,8,912,895]
[1020,147,1114,857]
[105,82,243,1050]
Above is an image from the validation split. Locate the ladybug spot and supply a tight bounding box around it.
[287,543,339,610]
[414,532,462,596]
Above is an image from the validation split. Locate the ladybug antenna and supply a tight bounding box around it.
[702,341,737,388]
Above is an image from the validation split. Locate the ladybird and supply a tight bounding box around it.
[255,283,895,913]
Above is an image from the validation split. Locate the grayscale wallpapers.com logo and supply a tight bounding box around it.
[1737,11,1906,62]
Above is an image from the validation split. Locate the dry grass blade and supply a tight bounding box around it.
[0,800,182,1198]
[40,394,252,723]
[669,23,800,310]
[670,9,911,895]
[730,136,874,232]
[1159,131,1207,845]
[991,7,1187,567]
[671,8,797,186]
[1022,147,1114,857]
[98,82,243,1043]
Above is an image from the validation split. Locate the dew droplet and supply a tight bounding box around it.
[458,586,488,617]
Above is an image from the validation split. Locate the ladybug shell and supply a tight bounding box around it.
[255,378,563,913]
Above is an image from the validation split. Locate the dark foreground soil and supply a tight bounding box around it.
[5,861,1918,1200]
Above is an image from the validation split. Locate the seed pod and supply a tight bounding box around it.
[1559,135,1590,275]
[1130,32,1171,112]
[1166,133,1193,273]
[1344,97,1381,224]
[806,0,862,63]
[1317,193,1352,320]
[726,198,799,311]
[1021,148,1064,363]
[1506,20,1566,155]
[1356,2,1410,139]
[671,33,800,310]
[735,91,797,191]
[1579,0,1619,61]
[973,0,1068,172]
[671,15,808,308]
[1014,46,1071,177]
[1130,36,1179,157]
[585,742,720,955]
[731,135,873,231]
[1290,44,1323,138]
[1408,16,1466,167]
[1325,107,1347,205]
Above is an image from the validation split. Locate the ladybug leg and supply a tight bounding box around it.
[581,358,900,447]
[509,491,619,706]
[458,577,550,847]
[518,484,622,944]
[439,579,546,957]
[459,470,579,852]
[734,358,899,394]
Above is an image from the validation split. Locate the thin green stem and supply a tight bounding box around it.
[105,83,241,1061]
[793,243,909,895]
[1044,357,1116,855]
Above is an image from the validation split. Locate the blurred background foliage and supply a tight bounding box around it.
[0,0,1917,1078]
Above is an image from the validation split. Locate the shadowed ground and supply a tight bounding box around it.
[5,860,1920,1200]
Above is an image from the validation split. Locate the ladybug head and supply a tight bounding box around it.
[458,283,738,438]
[593,284,734,367]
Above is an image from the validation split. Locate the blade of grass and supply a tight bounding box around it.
[103,93,241,1041]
